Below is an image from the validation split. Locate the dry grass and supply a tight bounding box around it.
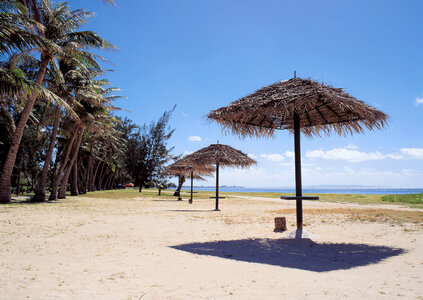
[269,208,423,226]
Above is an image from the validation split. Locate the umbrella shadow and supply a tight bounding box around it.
[171,238,404,272]
[167,209,216,212]
[152,199,182,202]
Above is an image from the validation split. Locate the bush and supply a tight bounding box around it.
[381,193,423,204]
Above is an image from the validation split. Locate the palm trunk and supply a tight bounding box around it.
[15,151,22,195]
[70,162,78,196]
[84,147,93,192]
[98,165,108,190]
[0,55,50,203]
[58,126,84,199]
[104,172,112,190]
[49,126,79,201]
[96,161,105,191]
[91,159,102,192]
[79,163,86,194]
[33,105,60,202]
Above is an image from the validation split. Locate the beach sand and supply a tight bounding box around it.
[0,194,422,299]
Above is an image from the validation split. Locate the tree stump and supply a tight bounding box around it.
[274,217,287,232]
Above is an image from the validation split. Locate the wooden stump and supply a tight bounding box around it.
[274,217,287,232]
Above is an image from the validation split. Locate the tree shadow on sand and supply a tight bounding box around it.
[171,238,404,272]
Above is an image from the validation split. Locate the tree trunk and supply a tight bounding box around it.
[58,127,84,199]
[49,126,79,201]
[78,163,86,194]
[173,175,185,196]
[33,105,60,202]
[83,144,93,193]
[110,169,117,190]
[15,151,22,195]
[70,162,78,196]
[96,161,106,191]
[91,159,102,192]
[103,172,111,190]
[98,165,108,190]
[0,55,50,203]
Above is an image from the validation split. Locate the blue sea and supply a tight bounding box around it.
[181,187,423,195]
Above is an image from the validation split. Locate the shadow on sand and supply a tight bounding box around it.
[167,209,216,212]
[171,238,404,272]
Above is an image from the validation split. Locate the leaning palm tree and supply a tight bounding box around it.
[0,0,44,55]
[0,0,114,202]
[33,50,108,201]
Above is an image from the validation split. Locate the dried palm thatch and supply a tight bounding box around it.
[187,143,257,168]
[163,158,215,177]
[207,77,388,138]
[182,143,256,210]
[162,164,212,180]
[207,76,389,227]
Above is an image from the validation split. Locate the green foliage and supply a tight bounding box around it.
[381,193,423,204]
[118,107,175,190]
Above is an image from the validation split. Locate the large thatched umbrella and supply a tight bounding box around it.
[208,76,388,229]
[163,161,214,203]
[187,143,257,210]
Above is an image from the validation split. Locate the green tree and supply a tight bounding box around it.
[0,0,113,202]
[126,108,175,192]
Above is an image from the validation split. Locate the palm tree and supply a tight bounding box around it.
[33,49,107,201]
[0,0,114,202]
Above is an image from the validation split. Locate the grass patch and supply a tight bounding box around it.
[381,193,423,204]
[222,191,423,207]
[77,188,217,200]
[269,208,423,226]
[78,188,174,199]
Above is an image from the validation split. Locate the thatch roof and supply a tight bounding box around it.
[162,165,213,179]
[187,144,257,168]
[207,77,388,138]
[163,158,215,177]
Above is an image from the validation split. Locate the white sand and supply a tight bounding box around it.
[0,195,422,299]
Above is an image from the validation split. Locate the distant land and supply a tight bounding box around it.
[184,185,394,189]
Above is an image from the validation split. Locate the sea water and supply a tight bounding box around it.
[181,187,423,195]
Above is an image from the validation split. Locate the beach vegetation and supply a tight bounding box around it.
[0,0,175,203]
[381,193,423,204]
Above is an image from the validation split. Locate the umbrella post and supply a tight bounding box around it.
[215,162,220,211]
[190,171,193,204]
[294,112,303,230]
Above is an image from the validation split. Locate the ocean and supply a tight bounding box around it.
[181,187,423,195]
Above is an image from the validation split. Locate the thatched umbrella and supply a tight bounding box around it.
[187,143,257,210]
[208,76,388,229]
[163,161,214,203]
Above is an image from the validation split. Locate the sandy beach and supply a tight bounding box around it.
[1,194,422,299]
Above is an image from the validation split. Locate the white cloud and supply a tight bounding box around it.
[187,136,202,142]
[260,153,285,162]
[415,96,423,106]
[386,154,404,160]
[248,153,257,159]
[284,151,294,158]
[306,146,385,162]
[400,148,423,160]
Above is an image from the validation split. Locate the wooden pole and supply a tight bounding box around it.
[294,112,303,230]
[215,162,219,211]
[190,171,193,204]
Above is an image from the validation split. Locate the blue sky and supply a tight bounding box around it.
[72,0,423,188]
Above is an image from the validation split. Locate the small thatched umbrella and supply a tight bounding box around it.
[208,76,388,229]
[187,143,257,210]
[163,161,214,203]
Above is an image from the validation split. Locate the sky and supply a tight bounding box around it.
[70,0,423,188]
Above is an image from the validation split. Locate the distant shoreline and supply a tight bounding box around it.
[180,186,423,195]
